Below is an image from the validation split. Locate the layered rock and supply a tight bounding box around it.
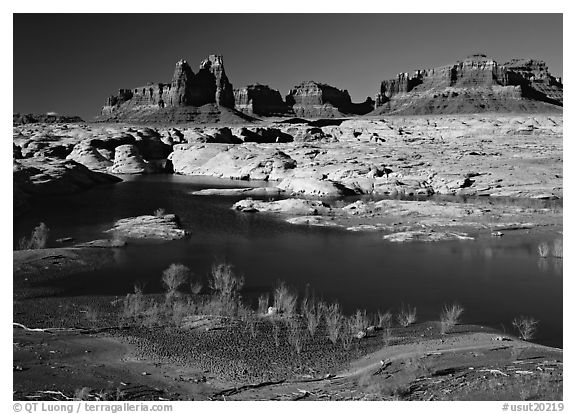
[234,84,291,116]
[374,54,563,114]
[100,55,241,123]
[13,157,121,199]
[13,113,84,125]
[108,145,156,174]
[66,141,113,172]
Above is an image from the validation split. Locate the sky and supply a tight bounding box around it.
[13,13,563,120]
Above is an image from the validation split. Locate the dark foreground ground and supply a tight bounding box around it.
[13,291,563,401]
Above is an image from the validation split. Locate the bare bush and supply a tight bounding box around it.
[340,318,354,351]
[325,303,343,344]
[513,316,538,341]
[190,281,203,295]
[440,303,464,334]
[271,319,282,348]
[378,310,393,329]
[209,262,244,300]
[287,319,303,355]
[257,293,270,315]
[162,263,190,295]
[379,310,393,345]
[18,222,50,250]
[397,304,417,327]
[302,297,323,337]
[552,238,563,258]
[273,281,298,316]
[350,309,370,335]
[122,292,146,320]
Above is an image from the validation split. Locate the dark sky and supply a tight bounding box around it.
[13,13,563,120]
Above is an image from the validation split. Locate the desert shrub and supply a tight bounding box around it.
[397,304,417,327]
[378,310,393,329]
[18,222,50,250]
[350,309,370,335]
[512,316,538,341]
[209,262,244,300]
[340,318,354,351]
[538,242,550,258]
[257,293,269,315]
[133,281,147,295]
[378,310,393,345]
[142,301,162,327]
[162,263,190,295]
[190,281,203,295]
[302,297,323,337]
[325,303,343,344]
[287,319,303,355]
[440,303,464,334]
[154,208,166,217]
[122,292,146,320]
[273,281,298,316]
[271,319,282,348]
[552,238,563,258]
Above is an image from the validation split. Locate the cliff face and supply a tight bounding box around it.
[285,81,373,118]
[101,55,237,122]
[233,84,291,116]
[374,54,562,114]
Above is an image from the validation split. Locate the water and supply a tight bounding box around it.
[14,175,563,348]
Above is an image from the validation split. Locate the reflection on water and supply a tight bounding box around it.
[13,175,563,348]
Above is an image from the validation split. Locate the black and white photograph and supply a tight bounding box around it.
[9,7,566,409]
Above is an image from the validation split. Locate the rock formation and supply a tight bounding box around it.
[13,113,84,125]
[285,81,373,118]
[234,84,291,116]
[108,145,156,174]
[100,55,243,123]
[374,54,562,114]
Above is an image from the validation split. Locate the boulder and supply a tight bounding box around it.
[108,145,156,174]
[66,141,113,172]
[277,177,357,197]
[232,198,332,215]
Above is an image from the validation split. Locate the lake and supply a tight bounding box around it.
[14,175,563,347]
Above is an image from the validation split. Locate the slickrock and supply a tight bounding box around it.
[104,214,188,240]
[108,145,156,174]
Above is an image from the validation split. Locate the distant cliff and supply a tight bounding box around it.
[98,53,562,122]
[373,54,562,115]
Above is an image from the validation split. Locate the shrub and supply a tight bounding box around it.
[440,303,464,334]
[379,310,393,345]
[190,281,203,295]
[552,238,563,258]
[378,310,393,329]
[257,293,269,315]
[537,242,550,258]
[397,304,417,327]
[162,263,190,295]
[287,319,303,355]
[302,297,323,337]
[273,281,298,316]
[512,316,538,341]
[325,303,343,344]
[340,318,354,351]
[350,309,370,335]
[122,292,146,320]
[271,319,282,348]
[209,263,244,299]
[18,222,50,250]
[154,208,166,217]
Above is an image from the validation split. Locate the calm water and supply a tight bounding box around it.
[14,175,563,347]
